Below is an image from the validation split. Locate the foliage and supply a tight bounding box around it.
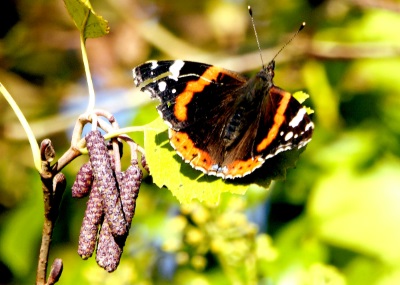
[1,0,400,284]
[63,0,109,40]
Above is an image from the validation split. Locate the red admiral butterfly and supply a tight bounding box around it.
[133,9,314,179]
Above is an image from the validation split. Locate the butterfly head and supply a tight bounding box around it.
[266,60,275,76]
[256,60,275,87]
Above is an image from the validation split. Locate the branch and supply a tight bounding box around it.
[36,141,67,285]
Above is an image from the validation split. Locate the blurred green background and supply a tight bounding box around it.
[1,0,400,284]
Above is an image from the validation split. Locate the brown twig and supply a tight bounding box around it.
[52,147,82,173]
[36,141,69,285]
[36,177,53,285]
[36,141,57,284]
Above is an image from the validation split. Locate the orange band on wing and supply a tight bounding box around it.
[169,130,215,171]
[170,129,266,178]
[223,157,264,177]
[256,90,291,152]
[174,66,221,121]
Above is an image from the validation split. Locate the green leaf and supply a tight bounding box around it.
[64,0,109,39]
[143,118,306,204]
[293,91,309,103]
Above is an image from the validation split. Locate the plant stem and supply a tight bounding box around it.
[36,175,54,285]
[36,142,67,285]
[0,83,41,171]
[36,218,54,284]
[80,33,96,112]
[53,147,82,173]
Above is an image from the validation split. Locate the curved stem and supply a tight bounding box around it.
[0,83,41,172]
[53,147,82,173]
[103,126,147,140]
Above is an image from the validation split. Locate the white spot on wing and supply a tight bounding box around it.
[285,132,293,141]
[220,166,228,172]
[132,69,140,85]
[217,172,226,178]
[150,61,158,69]
[211,164,219,171]
[298,138,312,148]
[158,81,167,92]
[168,60,185,81]
[193,164,206,173]
[289,108,307,127]
[305,122,314,131]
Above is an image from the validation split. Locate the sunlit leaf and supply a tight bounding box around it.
[292,91,309,104]
[293,91,314,114]
[63,0,109,39]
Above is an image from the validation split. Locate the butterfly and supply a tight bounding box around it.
[132,10,313,179]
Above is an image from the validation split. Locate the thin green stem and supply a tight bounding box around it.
[80,34,96,112]
[0,82,41,171]
[103,126,147,140]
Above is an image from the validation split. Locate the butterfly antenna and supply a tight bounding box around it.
[248,6,265,68]
[272,21,306,62]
